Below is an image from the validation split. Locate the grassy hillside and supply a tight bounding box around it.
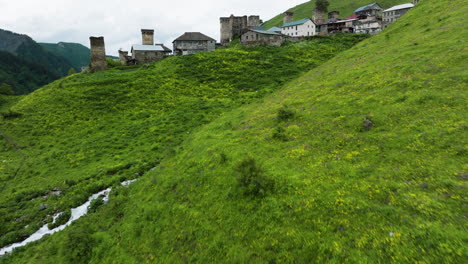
[40,42,90,72]
[0,35,367,252]
[263,0,408,29]
[0,51,58,95]
[3,0,466,263]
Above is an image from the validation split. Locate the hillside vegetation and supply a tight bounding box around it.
[0,35,367,252]
[0,29,74,78]
[40,42,90,72]
[0,51,58,95]
[263,0,408,29]
[2,0,466,263]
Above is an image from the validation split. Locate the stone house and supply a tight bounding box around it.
[172,32,216,56]
[119,29,171,66]
[354,3,383,17]
[353,16,382,34]
[220,15,262,44]
[240,29,284,46]
[131,44,171,64]
[281,18,317,37]
[383,3,414,28]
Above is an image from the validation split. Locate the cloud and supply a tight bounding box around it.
[0,0,307,55]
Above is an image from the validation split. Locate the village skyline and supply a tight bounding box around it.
[0,0,305,56]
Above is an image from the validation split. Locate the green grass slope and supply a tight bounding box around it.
[40,42,90,72]
[262,0,408,29]
[3,0,466,263]
[0,35,367,251]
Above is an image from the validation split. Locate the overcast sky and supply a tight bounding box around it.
[0,0,307,55]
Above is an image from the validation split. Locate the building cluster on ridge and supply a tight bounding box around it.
[239,1,417,47]
[89,1,419,72]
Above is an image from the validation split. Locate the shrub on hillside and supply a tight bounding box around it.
[277,106,295,122]
[235,157,273,197]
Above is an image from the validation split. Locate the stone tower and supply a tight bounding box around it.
[313,8,326,25]
[141,29,154,45]
[248,15,261,27]
[89,36,107,72]
[328,11,340,20]
[220,15,261,44]
[283,12,294,25]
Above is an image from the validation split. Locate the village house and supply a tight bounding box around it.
[172,32,216,56]
[352,3,383,34]
[281,17,317,37]
[119,29,171,66]
[383,3,414,28]
[240,28,284,46]
[354,3,383,17]
[353,16,382,34]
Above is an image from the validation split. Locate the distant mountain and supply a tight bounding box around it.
[0,29,74,77]
[0,51,58,95]
[40,42,90,71]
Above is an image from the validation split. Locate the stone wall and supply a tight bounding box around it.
[142,29,154,45]
[241,31,284,47]
[173,40,215,55]
[283,12,294,25]
[132,50,165,64]
[89,36,107,72]
[313,9,326,25]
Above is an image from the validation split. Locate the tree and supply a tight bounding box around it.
[0,83,15,95]
[68,67,77,75]
[315,0,330,12]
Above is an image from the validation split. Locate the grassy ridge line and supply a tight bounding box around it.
[22,0,466,262]
[0,35,367,250]
[262,0,409,29]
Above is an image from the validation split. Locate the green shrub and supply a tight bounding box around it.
[235,157,273,197]
[272,126,288,141]
[48,209,71,229]
[277,106,295,121]
[88,198,104,213]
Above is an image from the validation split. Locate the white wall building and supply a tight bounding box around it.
[281,18,317,37]
[383,3,414,28]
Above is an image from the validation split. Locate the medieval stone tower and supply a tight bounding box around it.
[312,9,326,25]
[89,36,107,72]
[141,29,154,45]
[328,11,340,20]
[220,15,261,44]
[283,12,294,24]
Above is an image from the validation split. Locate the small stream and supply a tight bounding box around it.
[0,179,138,256]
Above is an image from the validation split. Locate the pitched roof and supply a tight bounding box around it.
[355,3,382,13]
[268,27,282,32]
[281,18,313,28]
[131,44,172,52]
[243,29,282,36]
[173,32,216,42]
[384,3,414,12]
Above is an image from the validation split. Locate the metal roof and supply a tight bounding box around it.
[281,18,313,28]
[384,3,414,12]
[131,44,170,52]
[355,3,381,13]
[268,27,282,32]
[249,29,282,36]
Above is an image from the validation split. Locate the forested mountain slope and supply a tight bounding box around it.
[0,51,58,95]
[0,29,74,78]
[40,42,90,72]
